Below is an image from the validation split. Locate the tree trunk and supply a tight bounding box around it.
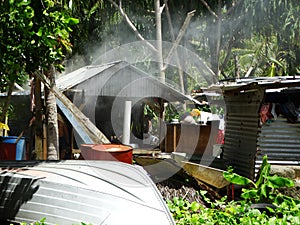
[35,71,110,144]
[204,0,221,81]
[45,66,59,160]
[154,0,165,83]
[34,77,44,159]
[0,81,14,123]
[215,0,222,77]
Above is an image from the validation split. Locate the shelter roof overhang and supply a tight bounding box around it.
[208,76,300,94]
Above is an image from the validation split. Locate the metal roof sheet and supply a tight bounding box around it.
[56,61,192,103]
[56,63,115,92]
[209,76,300,93]
[0,160,175,225]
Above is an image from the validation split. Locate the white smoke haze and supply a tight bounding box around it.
[61,5,231,183]
[67,39,225,184]
[59,0,300,184]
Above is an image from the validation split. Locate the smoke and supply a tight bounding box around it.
[60,5,229,184]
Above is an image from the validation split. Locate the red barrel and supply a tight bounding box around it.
[80,144,133,164]
[0,136,27,160]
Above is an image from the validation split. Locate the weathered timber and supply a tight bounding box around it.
[35,71,110,144]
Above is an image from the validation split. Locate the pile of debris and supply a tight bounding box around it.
[155,165,300,206]
[155,169,222,206]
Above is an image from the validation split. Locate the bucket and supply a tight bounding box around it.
[0,136,26,160]
[80,144,133,164]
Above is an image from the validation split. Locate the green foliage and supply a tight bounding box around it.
[168,155,299,224]
[168,194,273,225]
[226,156,295,204]
[0,0,79,89]
[17,217,48,225]
[0,0,78,120]
[66,0,300,84]
[164,103,182,122]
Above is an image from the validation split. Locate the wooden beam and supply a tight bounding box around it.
[35,71,110,145]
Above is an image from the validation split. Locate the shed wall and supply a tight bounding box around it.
[256,115,300,174]
[223,89,264,179]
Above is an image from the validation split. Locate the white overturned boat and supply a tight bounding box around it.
[0,160,175,225]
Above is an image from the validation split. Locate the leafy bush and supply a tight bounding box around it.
[167,155,300,224]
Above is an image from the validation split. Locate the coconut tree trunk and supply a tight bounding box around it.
[45,66,59,160]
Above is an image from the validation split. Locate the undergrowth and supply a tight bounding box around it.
[167,156,300,224]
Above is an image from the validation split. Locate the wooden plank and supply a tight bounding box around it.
[35,71,110,144]
[181,161,229,189]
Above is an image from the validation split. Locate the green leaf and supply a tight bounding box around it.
[36,28,43,37]
[24,6,34,18]
[268,175,294,188]
[17,0,31,6]
[260,183,268,199]
[67,17,79,25]
[256,155,270,187]
[190,201,201,212]
[223,171,254,186]
[241,189,258,200]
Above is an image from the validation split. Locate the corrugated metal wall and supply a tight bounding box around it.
[256,115,300,174]
[223,89,264,179]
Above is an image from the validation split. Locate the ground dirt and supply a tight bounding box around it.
[155,169,224,207]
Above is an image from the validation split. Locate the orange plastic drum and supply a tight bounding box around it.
[80,144,133,164]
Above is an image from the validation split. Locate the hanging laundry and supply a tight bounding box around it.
[271,103,278,119]
[260,103,273,125]
[279,102,298,123]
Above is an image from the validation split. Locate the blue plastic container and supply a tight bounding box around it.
[0,136,26,160]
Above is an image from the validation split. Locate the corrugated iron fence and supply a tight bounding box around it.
[256,115,300,175]
[222,89,263,179]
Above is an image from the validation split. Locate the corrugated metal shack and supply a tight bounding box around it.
[0,61,194,155]
[210,77,300,179]
[56,61,193,149]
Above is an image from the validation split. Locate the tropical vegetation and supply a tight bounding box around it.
[167,156,300,224]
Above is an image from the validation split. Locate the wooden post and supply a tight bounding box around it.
[34,77,44,160]
[4,115,8,136]
[173,124,177,152]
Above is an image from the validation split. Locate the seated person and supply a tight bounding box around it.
[180,109,201,124]
[143,115,159,146]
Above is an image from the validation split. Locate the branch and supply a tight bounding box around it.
[220,36,234,72]
[163,10,196,70]
[164,0,175,43]
[160,3,165,14]
[226,0,243,16]
[107,0,157,52]
[199,0,218,18]
[163,0,184,93]
[245,66,254,77]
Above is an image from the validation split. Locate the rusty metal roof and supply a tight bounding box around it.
[210,76,300,179]
[209,76,300,93]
